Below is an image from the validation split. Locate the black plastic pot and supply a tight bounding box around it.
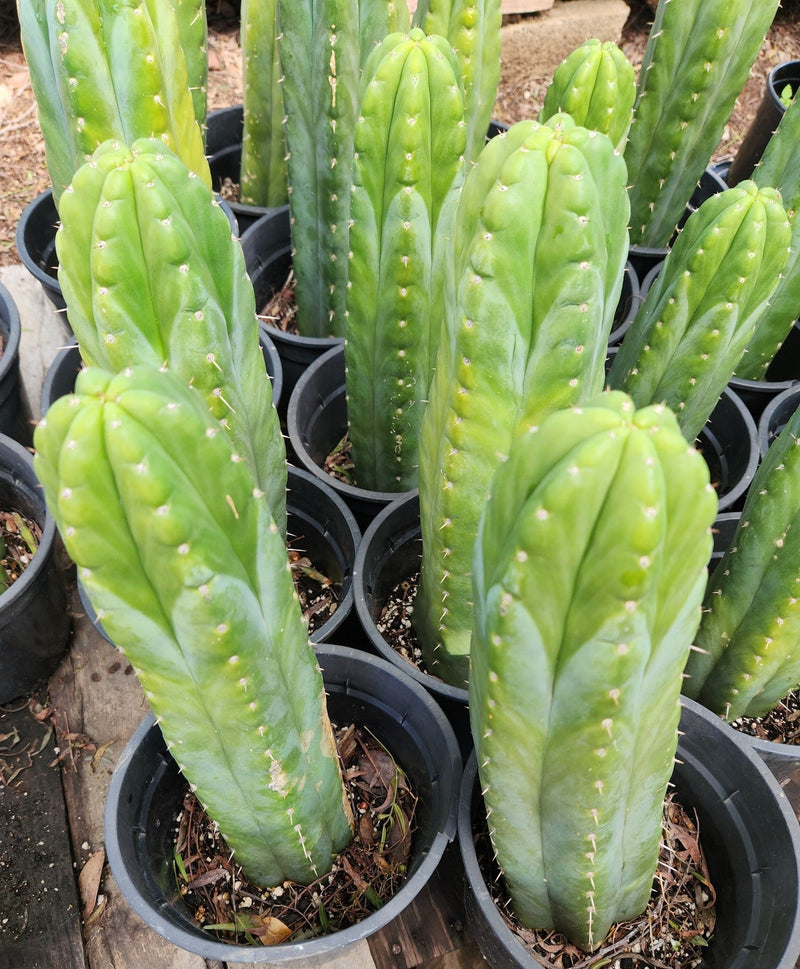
[0,434,72,703]
[710,510,741,568]
[698,386,759,511]
[459,695,800,969]
[240,206,342,417]
[0,281,24,444]
[40,331,284,417]
[727,61,800,186]
[757,383,800,457]
[104,643,460,963]
[206,105,287,237]
[15,189,69,324]
[352,491,470,754]
[287,345,416,530]
[606,261,641,347]
[730,322,800,426]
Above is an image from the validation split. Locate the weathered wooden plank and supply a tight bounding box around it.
[0,697,87,969]
[368,844,473,969]
[47,584,223,969]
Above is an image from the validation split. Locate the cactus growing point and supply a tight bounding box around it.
[471,391,717,951]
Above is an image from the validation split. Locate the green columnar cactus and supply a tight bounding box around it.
[415,116,629,687]
[34,366,353,888]
[240,0,287,208]
[471,392,717,951]
[539,39,636,152]
[344,29,466,493]
[625,0,780,249]
[736,92,800,379]
[55,138,286,530]
[171,0,208,130]
[413,0,502,166]
[685,403,800,719]
[607,182,790,441]
[277,0,409,339]
[17,0,210,205]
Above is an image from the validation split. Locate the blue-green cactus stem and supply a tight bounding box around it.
[414,0,502,165]
[34,366,353,888]
[344,29,466,493]
[736,92,800,379]
[416,116,629,687]
[539,39,635,152]
[278,0,405,338]
[471,391,716,950]
[685,401,800,719]
[17,0,210,205]
[55,138,286,530]
[240,0,287,208]
[170,0,207,130]
[625,0,780,249]
[607,182,790,441]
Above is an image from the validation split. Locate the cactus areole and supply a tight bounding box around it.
[470,391,717,951]
[34,366,353,888]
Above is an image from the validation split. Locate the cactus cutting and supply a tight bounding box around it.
[55,138,287,530]
[607,182,790,441]
[685,402,800,720]
[344,28,466,493]
[470,391,717,951]
[33,366,353,888]
[16,0,210,205]
[415,115,629,687]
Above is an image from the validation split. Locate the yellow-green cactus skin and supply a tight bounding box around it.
[344,29,466,493]
[685,402,800,719]
[539,38,636,152]
[413,0,502,165]
[471,392,717,951]
[55,138,287,531]
[607,182,790,441]
[34,366,353,888]
[416,117,629,688]
[17,0,210,205]
[625,0,780,249]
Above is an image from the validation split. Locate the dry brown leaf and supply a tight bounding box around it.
[78,849,106,919]
[257,915,293,945]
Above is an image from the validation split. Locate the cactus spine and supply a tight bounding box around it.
[240,0,287,208]
[55,139,286,530]
[735,92,800,379]
[34,366,353,888]
[471,392,717,951]
[625,0,780,249]
[416,117,629,687]
[277,0,409,339]
[17,0,209,205]
[413,0,502,166]
[607,182,790,441]
[539,39,636,152]
[685,402,800,719]
[344,29,466,493]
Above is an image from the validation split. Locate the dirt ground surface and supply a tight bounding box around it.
[0,0,799,268]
